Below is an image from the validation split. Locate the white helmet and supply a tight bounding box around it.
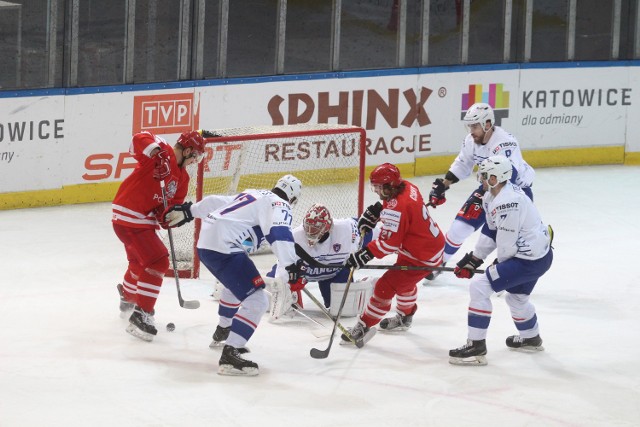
[303,204,333,246]
[463,102,495,131]
[478,155,512,188]
[275,174,302,205]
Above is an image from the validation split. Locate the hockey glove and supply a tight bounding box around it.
[285,260,305,287]
[164,202,194,228]
[429,178,447,207]
[153,149,171,181]
[459,190,485,221]
[454,252,484,279]
[346,247,374,269]
[357,202,383,233]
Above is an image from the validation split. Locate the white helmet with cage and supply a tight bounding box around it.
[478,155,513,188]
[303,204,333,246]
[463,102,495,131]
[274,174,302,206]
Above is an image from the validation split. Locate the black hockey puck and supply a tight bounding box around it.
[166,322,175,332]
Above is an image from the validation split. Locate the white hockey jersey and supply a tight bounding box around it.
[189,189,298,279]
[449,126,535,188]
[292,217,361,282]
[474,183,551,262]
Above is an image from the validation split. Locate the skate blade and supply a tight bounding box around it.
[125,324,154,342]
[380,325,410,332]
[217,365,259,376]
[449,355,488,366]
[509,345,545,352]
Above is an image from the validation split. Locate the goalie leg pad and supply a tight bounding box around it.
[329,277,376,318]
[266,277,296,321]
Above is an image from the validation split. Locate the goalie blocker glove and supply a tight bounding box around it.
[357,202,382,233]
[454,252,484,279]
[346,247,374,269]
[164,202,194,228]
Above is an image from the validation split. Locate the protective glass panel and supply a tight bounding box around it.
[284,0,332,73]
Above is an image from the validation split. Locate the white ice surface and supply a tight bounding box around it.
[1,165,639,427]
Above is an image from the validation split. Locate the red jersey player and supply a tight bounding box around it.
[342,163,445,345]
[112,130,205,342]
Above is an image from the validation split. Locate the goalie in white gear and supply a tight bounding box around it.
[267,203,374,321]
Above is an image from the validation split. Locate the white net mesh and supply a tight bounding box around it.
[163,124,366,278]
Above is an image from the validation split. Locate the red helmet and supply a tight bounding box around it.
[177,131,205,161]
[303,204,333,246]
[370,163,401,187]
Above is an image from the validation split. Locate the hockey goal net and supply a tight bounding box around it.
[163,124,367,278]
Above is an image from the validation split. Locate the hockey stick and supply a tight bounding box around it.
[301,287,363,347]
[310,265,358,359]
[159,180,200,309]
[294,243,484,274]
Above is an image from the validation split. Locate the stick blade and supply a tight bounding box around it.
[180,299,200,309]
[310,347,330,359]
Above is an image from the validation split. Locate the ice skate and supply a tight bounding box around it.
[209,325,230,348]
[380,311,413,331]
[218,345,258,376]
[126,306,157,342]
[506,334,544,351]
[449,339,488,366]
[209,325,249,353]
[340,320,377,347]
[117,283,135,319]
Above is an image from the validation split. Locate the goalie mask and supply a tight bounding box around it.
[303,204,333,246]
[477,155,512,188]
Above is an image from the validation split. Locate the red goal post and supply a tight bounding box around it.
[164,124,367,278]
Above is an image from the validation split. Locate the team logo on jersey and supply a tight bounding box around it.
[333,243,342,252]
[461,83,510,125]
[387,198,398,209]
[166,180,178,199]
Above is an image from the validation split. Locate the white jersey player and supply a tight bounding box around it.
[267,204,374,320]
[426,102,535,281]
[164,174,304,376]
[448,156,553,366]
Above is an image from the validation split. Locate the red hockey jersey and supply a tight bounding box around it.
[367,180,445,267]
[112,132,190,229]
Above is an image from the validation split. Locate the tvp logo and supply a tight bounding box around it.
[132,93,200,134]
[461,84,510,125]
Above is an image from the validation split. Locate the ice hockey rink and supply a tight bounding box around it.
[1,165,638,427]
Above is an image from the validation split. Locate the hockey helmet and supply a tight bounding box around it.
[463,103,495,131]
[275,174,302,206]
[177,131,206,163]
[370,163,402,187]
[478,155,513,187]
[303,204,333,246]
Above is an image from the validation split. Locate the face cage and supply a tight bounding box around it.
[304,223,326,246]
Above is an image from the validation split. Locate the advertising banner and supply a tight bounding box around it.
[0,65,637,197]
